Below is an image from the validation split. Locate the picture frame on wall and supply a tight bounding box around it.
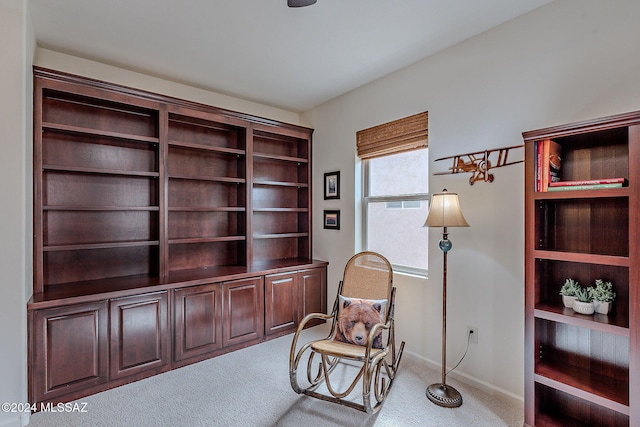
[323,210,340,230]
[324,171,340,200]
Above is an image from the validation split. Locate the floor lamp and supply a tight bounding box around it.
[424,189,469,408]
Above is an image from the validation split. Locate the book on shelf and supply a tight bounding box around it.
[548,177,627,187]
[535,141,541,191]
[533,142,542,191]
[546,182,624,191]
[536,139,561,192]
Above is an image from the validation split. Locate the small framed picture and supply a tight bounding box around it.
[323,210,340,230]
[324,171,340,200]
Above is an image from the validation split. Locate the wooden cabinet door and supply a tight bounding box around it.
[173,283,223,362]
[222,277,264,347]
[265,272,299,336]
[298,267,327,326]
[31,301,108,403]
[109,291,170,380]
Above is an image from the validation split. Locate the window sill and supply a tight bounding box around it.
[393,269,428,280]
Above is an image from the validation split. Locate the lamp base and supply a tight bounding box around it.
[426,383,463,408]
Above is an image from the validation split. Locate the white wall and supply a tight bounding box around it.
[0,0,34,426]
[34,49,305,127]
[305,0,640,401]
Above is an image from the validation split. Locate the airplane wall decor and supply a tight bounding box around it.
[434,144,523,185]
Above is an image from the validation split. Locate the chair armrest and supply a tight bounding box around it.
[290,312,333,352]
[299,311,333,330]
[289,312,334,376]
[369,320,391,335]
[364,320,392,359]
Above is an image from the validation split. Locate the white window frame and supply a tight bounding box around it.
[362,159,430,277]
[386,200,423,209]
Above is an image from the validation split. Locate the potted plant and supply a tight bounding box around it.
[559,278,580,308]
[572,287,595,315]
[591,279,615,315]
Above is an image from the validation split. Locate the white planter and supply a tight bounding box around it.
[572,300,595,315]
[562,295,576,309]
[593,300,612,315]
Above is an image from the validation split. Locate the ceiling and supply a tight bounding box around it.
[29,0,552,112]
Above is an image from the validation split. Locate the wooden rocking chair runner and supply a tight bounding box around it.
[289,252,405,413]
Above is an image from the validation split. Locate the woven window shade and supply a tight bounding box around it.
[356,111,428,160]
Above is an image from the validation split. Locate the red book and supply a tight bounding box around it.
[536,141,543,192]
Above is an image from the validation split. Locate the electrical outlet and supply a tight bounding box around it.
[468,326,478,344]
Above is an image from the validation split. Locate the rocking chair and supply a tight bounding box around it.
[289,252,405,413]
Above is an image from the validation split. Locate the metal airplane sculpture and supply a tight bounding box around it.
[434,144,523,185]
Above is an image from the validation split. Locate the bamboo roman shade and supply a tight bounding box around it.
[356,111,428,160]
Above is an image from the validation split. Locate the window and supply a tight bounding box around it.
[363,149,429,275]
[357,112,429,275]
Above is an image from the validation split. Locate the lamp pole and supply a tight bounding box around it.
[440,228,449,387]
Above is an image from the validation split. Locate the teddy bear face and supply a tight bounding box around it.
[334,296,386,348]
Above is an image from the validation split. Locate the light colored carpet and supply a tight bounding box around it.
[28,324,523,426]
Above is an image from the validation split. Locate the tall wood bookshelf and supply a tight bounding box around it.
[165,107,249,274]
[251,124,311,263]
[523,111,640,426]
[28,67,326,406]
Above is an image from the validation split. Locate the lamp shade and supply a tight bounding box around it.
[424,189,469,228]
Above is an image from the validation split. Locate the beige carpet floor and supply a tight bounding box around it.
[28,324,523,426]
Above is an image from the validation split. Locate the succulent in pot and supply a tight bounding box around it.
[572,287,595,315]
[559,278,580,308]
[591,279,615,315]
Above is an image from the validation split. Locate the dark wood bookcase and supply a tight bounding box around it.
[35,86,162,289]
[523,112,640,426]
[251,124,311,263]
[165,107,249,273]
[28,67,327,407]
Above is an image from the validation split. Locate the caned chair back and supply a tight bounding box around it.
[340,252,393,319]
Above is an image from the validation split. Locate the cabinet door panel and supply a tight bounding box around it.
[223,277,264,347]
[265,272,298,335]
[31,302,108,403]
[174,283,223,361]
[298,267,327,320]
[110,292,169,380]
[298,267,327,322]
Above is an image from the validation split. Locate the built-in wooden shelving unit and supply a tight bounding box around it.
[28,67,326,407]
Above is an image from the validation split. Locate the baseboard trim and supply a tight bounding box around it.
[405,349,524,408]
[0,412,28,427]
